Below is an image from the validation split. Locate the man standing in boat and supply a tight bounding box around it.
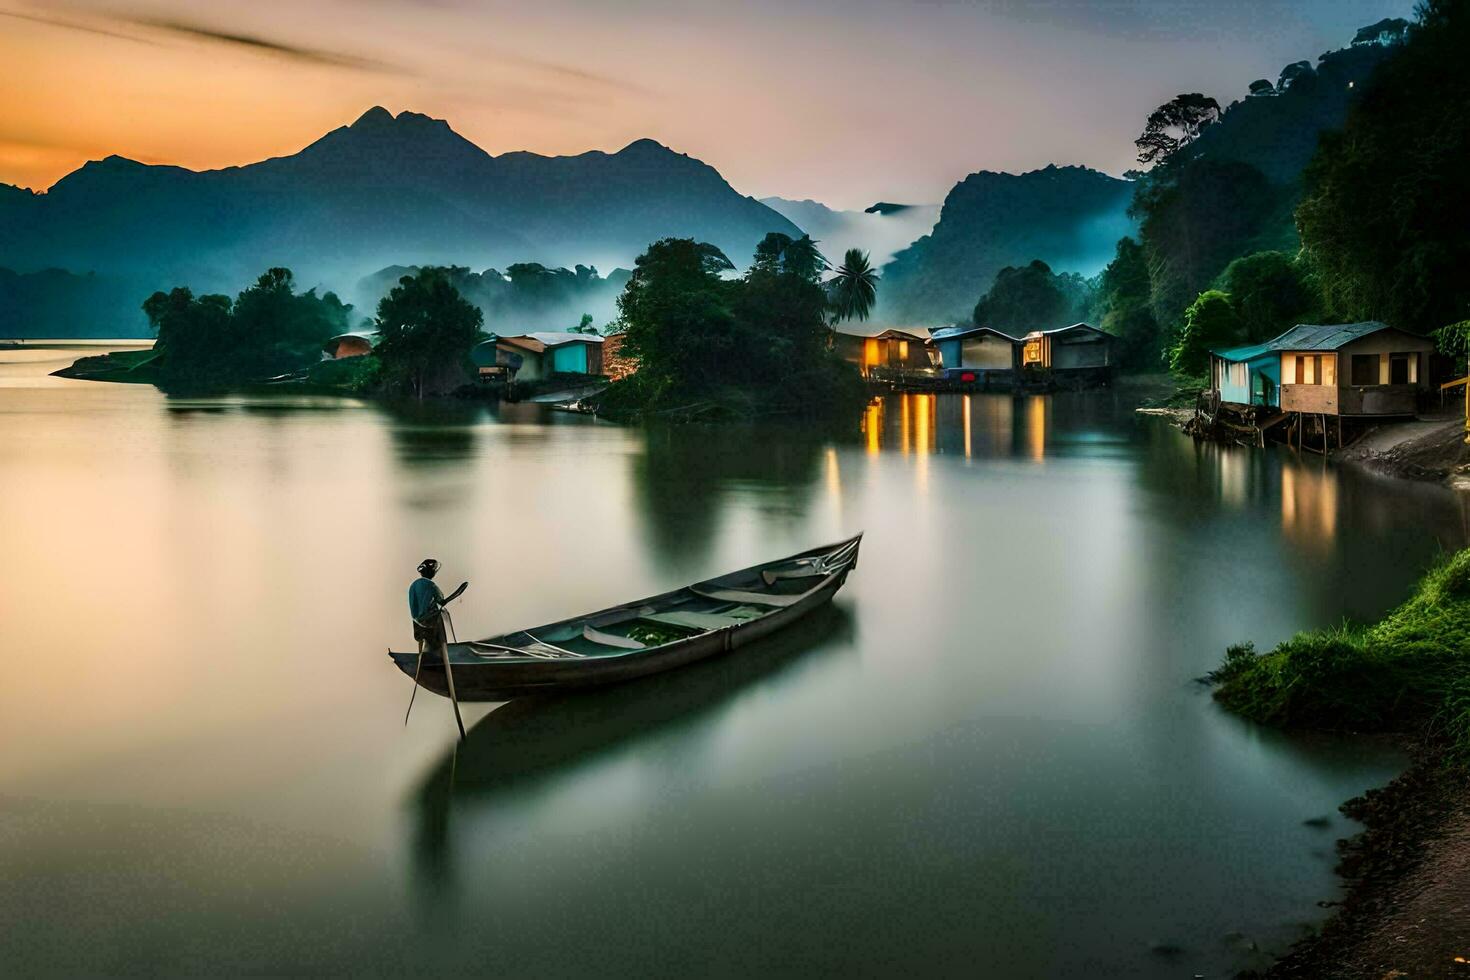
[409,558,448,651]
[406,558,468,736]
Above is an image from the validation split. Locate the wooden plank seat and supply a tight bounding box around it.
[687,584,809,607]
[582,624,646,650]
[642,607,765,632]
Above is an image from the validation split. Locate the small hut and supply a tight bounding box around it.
[322,331,378,359]
[473,332,606,382]
[1270,321,1434,418]
[833,326,934,379]
[1019,323,1115,376]
[1208,342,1280,407]
[931,326,1021,383]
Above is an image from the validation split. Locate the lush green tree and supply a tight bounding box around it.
[1296,0,1470,331]
[752,233,828,283]
[1095,237,1162,370]
[827,249,879,324]
[142,267,350,387]
[1132,159,1280,335]
[375,267,484,398]
[1135,93,1222,168]
[1170,289,1243,375]
[781,235,828,283]
[602,237,861,419]
[972,259,1086,334]
[1218,251,1320,343]
[616,238,737,398]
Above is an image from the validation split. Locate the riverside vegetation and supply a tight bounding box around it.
[1210,549,1470,762]
[63,235,872,421]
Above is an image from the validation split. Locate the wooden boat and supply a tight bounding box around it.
[389,534,862,702]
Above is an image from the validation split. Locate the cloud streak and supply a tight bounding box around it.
[4,2,406,73]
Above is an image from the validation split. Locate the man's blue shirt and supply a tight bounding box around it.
[408,577,444,622]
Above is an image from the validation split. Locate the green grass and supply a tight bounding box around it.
[1210,548,1470,762]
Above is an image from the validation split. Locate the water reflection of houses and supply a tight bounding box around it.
[862,392,1071,461]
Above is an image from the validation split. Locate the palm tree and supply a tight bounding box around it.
[828,248,879,324]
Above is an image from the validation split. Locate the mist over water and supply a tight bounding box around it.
[2,351,1465,976]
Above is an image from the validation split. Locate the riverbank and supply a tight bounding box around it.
[1139,400,1470,489]
[1212,549,1470,977]
[1259,746,1470,979]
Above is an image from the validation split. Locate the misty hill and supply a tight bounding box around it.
[0,107,799,336]
[759,197,939,269]
[356,263,631,334]
[1180,39,1400,185]
[0,268,148,338]
[877,165,1135,324]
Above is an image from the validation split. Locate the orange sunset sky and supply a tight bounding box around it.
[2,0,1412,208]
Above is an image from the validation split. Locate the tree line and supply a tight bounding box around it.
[972,0,1469,377]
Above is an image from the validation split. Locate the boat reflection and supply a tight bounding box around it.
[407,602,855,894]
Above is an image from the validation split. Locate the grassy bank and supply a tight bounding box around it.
[54,348,162,383]
[1210,548,1470,761]
[1214,549,1470,977]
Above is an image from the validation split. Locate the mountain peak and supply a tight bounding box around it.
[618,138,675,156]
[351,106,395,129]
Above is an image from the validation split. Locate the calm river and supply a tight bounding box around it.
[2,347,1466,977]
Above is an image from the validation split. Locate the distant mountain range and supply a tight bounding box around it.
[0,107,800,336]
[758,197,939,269]
[877,165,1136,324]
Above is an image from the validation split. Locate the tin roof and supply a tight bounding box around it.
[932,326,1022,343]
[1210,341,1275,362]
[833,325,932,340]
[1021,322,1110,341]
[1265,321,1395,351]
[503,332,604,347]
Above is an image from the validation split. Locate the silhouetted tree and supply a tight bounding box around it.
[1218,251,1320,343]
[828,249,879,324]
[375,267,483,398]
[1135,93,1221,168]
[973,259,1089,334]
[1095,237,1162,370]
[1296,0,1470,331]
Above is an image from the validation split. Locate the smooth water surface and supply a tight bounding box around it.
[2,349,1466,977]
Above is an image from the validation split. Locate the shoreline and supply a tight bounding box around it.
[1139,404,1470,490]
[1253,742,1470,979]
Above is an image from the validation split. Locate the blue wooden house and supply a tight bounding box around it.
[1208,342,1280,407]
[931,326,1021,383]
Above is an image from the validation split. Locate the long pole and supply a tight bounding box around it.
[404,641,425,725]
[440,627,465,739]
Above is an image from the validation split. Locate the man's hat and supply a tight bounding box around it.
[417,558,440,576]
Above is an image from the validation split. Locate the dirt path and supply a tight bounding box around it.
[1335,416,1470,486]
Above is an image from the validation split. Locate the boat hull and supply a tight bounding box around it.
[390,555,854,702]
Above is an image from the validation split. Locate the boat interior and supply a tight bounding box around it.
[450,537,860,664]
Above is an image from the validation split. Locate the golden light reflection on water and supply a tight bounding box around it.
[864,399,883,455]
[1025,396,1048,462]
[863,392,1041,461]
[963,395,972,459]
[1281,461,1338,551]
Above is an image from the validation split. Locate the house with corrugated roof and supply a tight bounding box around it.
[833,325,934,379]
[930,325,1021,384]
[472,332,606,383]
[1019,323,1115,377]
[1269,321,1434,418]
[1208,341,1280,407]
